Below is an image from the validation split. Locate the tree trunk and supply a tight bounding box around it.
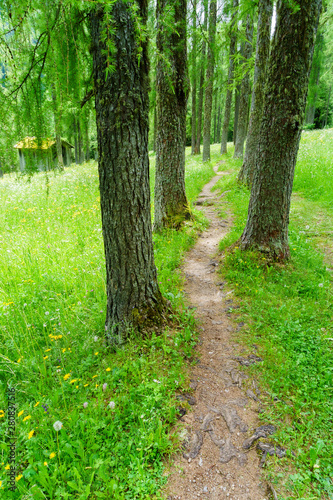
[73,117,79,164]
[240,0,322,261]
[90,1,164,344]
[238,0,272,184]
[324,85,331,127]
[195,1,208,154]
[154,0,190,230]
[202,0,217,162]
[78,119,84,164]
[233,82,241,145]
[220,0,238,154]
[305,30,323,125]
[216,103,221,143]
[153,104,157,152]
[52,90,64,171]
[191,0,197,155]
[233,14,253,158]
[85,109,90,161]
[213,90,217,143]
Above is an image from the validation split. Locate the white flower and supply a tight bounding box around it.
[53,421,63,431]
[23,303,27,308]
[45,311,49,316]
[319,283,323,287]
[83,402,88,408]
[57,369,61,373]
[94,336,99,342]
[103,383,107,392]
[108,401,115,409]
[153,379,161,384]
[43,323,47,328]
[305,225,310,230]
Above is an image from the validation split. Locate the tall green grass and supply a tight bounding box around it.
[0,146,217,499]
[216,137,333,499]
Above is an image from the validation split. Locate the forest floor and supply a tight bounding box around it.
[165,165,271,500]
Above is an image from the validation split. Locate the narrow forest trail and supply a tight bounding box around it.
[165,165,271,500]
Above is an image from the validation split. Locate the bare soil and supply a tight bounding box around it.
[164,165,271,500]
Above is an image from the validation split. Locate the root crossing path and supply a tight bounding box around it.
[166,165,269,500]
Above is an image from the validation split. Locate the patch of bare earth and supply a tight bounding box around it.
[164,165,274,500]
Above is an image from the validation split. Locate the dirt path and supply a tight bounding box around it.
[165,165,270,500]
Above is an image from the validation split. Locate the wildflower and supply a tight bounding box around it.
[94,336,99,342]
[28,430,34,439]
[43,356,48,360]
[0,480,2,488]
[23,415,31,422]
[44,462,48,466]
[153,379,161,384]
[43,323,47,328]
[15,475,23,481]
[92,375,98,378]
[17,358,22,363]
[106,367,111,372]
[5,465,10,470]
[69,379,78,384]
[45,311,49,316]
[57,369,61,373]
[42,404,49,413]
[49,452,56,459]
[108,401,115,409]
[84,384,89,387]
[95,352,98,355]
[63,373,71,381]
[18,410,24,417]
[83,402,88,408]
[53,421,63,431]
[45,349,51,352]
[305,225,310,230]
[102,383,107,392]
[319,283,323,287]
[62,348,66,353]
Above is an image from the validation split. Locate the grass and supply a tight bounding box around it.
[0,146,218,499]
[215,135,333,499]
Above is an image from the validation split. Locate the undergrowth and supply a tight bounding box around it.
[0,146,218,499]
[216,136,333,499]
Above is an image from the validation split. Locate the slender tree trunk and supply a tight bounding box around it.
[202,0,217,162]
[90,0,164,344]
[234,14,253,158]
[213,90,218,143]
[85,110,90,161]
[305,30,323,125]
[220,0,238,154]
[233,83,241,145]
[240,0,322,261]
[238,0,272,184]
[191,0,197,155]
[73,116,79,164]
[324,85,331,127]
[52,90,64,171]
[153,104,157,152]
[78,119,84,164]
[216,103,221,143]
[195,0,208,154]
[154,0,190,230]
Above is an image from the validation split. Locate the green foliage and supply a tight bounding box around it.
[215,139,333,499]
[0,148,214,498]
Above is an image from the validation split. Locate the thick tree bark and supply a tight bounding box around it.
[220,0,238,154]
[90,1,164,344]
[238,0,272,184]
[154,0,190,230]
[195,1,208,154]
[202,0,217,162]
[240,0,322,261]
[191,0,197,155]
[233,14,253,159]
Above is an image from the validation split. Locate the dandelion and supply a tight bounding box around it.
[84,383,89,387]
[5,465,10,470]
[57,369,61,373]
[92,375,98,378]
[53,421,63,431]
[18,410,24,417]
[17,358,21,363]
[69,379,78,384]
[43,356,48,360]
[106,367,111,372]
[28,430,34,439]
[108,401,115,409]
[45,349,51,352]
[44,462,48,466]
[49,452,56,459]
[102,383,107,392]
[23,415,31,422]
[83,402,88,408]
[63,373,71,381]
[94,352,98,355]
[15,475,23,481]
[45,311,49,316]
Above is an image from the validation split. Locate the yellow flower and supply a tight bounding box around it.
[92,375,98,378]
[23,415,31,422]
[45,349,51,352]
[49,452,56,459]
[95,384,99,388]
[106,368,111,372]
[0,480,2,488]
[15,475,23,481]
[62,348,66,353]
[94,352,99,355]
[44,462,48,466]
[84,384,88,387]
[69,379,78,384]
[43,356,48,360]
[34,402,40,407]
[5,464,10,470]
[17,358,22,363]
[76,386,79,389]
[63,373,71,381]
[28,430,34,439]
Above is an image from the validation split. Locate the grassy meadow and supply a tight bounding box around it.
[0,146,220,499]
[215,130,333,499]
